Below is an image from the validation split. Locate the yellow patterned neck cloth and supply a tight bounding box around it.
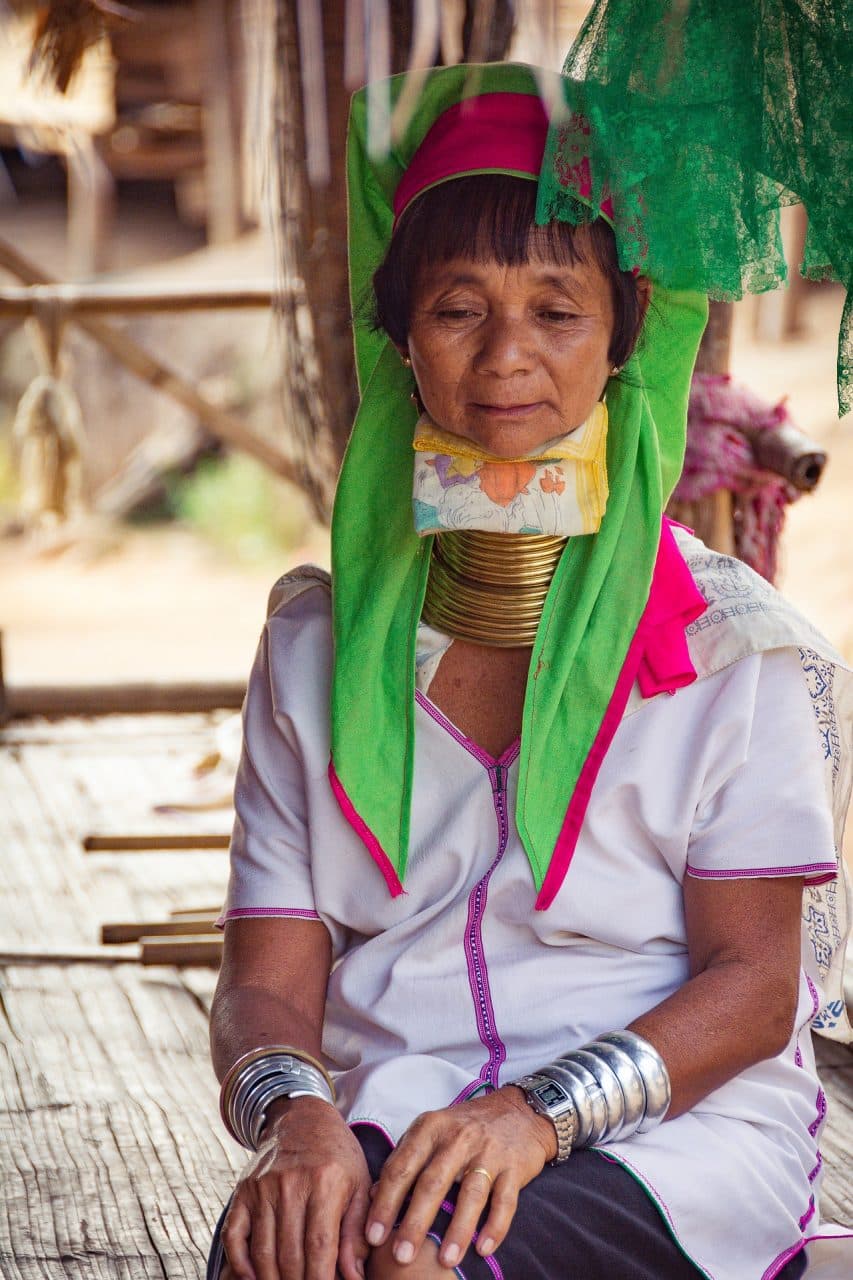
[412,403,608,537]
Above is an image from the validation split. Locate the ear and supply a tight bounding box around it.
[635,275,653,325]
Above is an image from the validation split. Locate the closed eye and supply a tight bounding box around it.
[538,310,579,323]
[435,308,483,322]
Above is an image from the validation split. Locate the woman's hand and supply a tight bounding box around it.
[221,1096,372,1280]
[365,1086,556,1270]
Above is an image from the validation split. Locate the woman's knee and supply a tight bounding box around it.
[368,1237,446,1280]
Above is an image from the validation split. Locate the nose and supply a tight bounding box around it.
[473,314,535,378]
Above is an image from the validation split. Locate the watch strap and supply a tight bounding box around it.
[515,1073,576,1163]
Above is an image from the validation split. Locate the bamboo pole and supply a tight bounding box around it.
[83,833,230,852]
[101,917,218,944]
[0,239,304,490]
[140,935,223,966]
[6,680,245,718]
[170,905,223,918]
[0,283,274,317]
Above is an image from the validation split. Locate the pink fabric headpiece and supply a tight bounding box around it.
[393,92,549,224]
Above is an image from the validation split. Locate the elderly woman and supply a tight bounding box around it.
[207,63,851,1280]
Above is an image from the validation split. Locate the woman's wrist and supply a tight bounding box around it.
[220,1045,336,1149]
[258,1092,339,1143]
[501,1084,559,1162]
[511,1030,671,1156]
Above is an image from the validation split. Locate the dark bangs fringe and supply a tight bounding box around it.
[372,174,644,367]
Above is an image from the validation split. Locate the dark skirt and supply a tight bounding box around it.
[207,1124,809,1280]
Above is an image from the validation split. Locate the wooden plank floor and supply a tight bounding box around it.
[0,712,851,1278]
[0,713,241,1279]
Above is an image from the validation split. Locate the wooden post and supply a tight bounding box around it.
[198,0,242,243]
[66,135,114,278]
[667,300,735,555]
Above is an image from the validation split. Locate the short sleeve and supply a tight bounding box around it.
[686,648,837,883]
[218,623,319,927]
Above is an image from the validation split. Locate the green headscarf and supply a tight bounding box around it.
[331,63,707,907]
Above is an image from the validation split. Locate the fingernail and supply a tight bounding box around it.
[394,1240,414,1264]
[367,1222,385,1246]
[479,1237,496,1257]
[442,1243,460,1265]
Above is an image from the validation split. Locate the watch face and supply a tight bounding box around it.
[536,1081,568,1108]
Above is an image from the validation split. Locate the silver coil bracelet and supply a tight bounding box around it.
[515,1029,671,1156]
[220,1046,336,1150]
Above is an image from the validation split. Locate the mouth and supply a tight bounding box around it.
[472,402,544,418]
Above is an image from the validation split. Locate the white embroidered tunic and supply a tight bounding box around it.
[220,537,852,1280]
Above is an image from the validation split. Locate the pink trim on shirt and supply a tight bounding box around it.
[686,862,837,880]
[536,517,707,910]
[761,1231,853,1280]
[220,906,320,920]
[415,689,520,770]
[328,758,405,897]
[216,905,321,930]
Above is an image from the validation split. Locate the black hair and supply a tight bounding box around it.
[372,174,644,369]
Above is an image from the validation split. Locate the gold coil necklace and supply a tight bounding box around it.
[421,530,567,647]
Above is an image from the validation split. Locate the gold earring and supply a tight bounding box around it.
[401,353,412,367]
[611,364,623,376]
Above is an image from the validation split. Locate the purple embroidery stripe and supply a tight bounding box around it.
[415,690,520,770]
[762,1240,806,1280]
[806,975,820,1019]
[416,687,514,1095]
[685,862,837,879]
[426,1232,467,1279]
[220,906,321,920]
[809,1089,827,1138]
[798,1197,816,1232]
[807,1151,823,1184]
[451,1079,485,1105]
[461,760,513,1091]
[432,1204,505,1280]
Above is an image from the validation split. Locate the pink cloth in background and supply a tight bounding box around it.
[674,373,801,582]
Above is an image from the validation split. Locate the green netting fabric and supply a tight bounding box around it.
[536,0,852,413]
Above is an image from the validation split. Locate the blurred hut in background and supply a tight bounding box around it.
[0,0,836,575]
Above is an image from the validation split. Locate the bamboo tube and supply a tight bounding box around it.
[140,935,224,966]
[7,680,245,718]
[170,905,223,918]
[101,917,218,944]
[0,283,274,317]
[84,833,230,852]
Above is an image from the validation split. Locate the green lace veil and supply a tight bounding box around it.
[331,62,707,905]
[537,0,851,413]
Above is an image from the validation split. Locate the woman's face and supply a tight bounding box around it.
[406,238,615,458]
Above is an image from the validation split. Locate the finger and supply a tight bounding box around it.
[338,1179,371,1280]
[434,1168,494,1269]
[275,1182,307,1280]
[304,1184,349,1280]
[475,1173,519,1259]
[221,1199,257,1280]
[365,1122,436,1249]
[249,1200,282,1280]
[389,1149,464,1265]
